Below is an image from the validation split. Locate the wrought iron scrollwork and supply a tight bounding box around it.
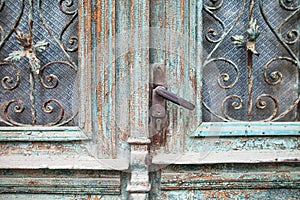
[279,0,300,11]
[0,0,24,49]
[221,95,244,121]
[0,0,4,41]
[58,0,78,52]
[205,58,240,89]
[0,0,78,126]
[255,94,279,122]
[203,0,300,122]
[0,63,20,90]
[203,0,226,43]
[37,0,77,70]
[3,99,25,126]
[58,0,78,53]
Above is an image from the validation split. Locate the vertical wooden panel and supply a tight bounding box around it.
[157,0,200,153]
[93,0,116,158]
[115,0,131,159]
[78,0,93,134]
[129,0,150,139]
[126,1,151,199]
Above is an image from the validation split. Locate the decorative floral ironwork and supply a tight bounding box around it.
[231,17,260,55]
[0,0,78,126]
[4,30,49,74]
[203,0,300,122]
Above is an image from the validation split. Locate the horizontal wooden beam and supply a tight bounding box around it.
[0,169,121,194]
[153,150,300,164]
[192,122,300,137]
[0,155,129,170]
[0,126,89,141]
[161,163,300,190]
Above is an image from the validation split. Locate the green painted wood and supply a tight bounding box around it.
[0,0,299,199]
[0,127,89,141]
[149,164,300,199]
[0,155,129,170]
[160,164,300,190]
[0,194,121,200]
[192,122,300,137]
[157,189,300,200]
[92,0,117,158]
[153,150,300,164]
[149,0,201,153]
[0,170,121,195]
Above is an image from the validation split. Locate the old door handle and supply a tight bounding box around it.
[150,64,195,140]
[154,86,195,110]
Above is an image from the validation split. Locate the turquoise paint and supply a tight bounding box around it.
[191,122,300,137]
[0,0,299,199]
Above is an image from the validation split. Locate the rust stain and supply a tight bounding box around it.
[0,142,75,156]
[222,141,230,146]
[27,180,38,185]
[204,190,230,198]
[190,75,197,92]
[199,174,213,180]
[240,138,250,142]
[97,82,103,133]
[95,1,102,42]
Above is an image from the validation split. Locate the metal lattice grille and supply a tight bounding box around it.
[0,0,78,126]
[202,0,299,122]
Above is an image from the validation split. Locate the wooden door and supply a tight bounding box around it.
[149,0,300,199]
[0,0,128,199]
[0,0,299,200]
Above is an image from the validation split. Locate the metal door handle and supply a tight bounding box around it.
[154,86,195,110]
[150,64,195,143]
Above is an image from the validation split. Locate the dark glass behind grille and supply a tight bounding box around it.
[0,0,78,126]
[202,0,299,122]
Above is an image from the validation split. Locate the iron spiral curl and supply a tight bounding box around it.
[0,63,21,90]
[255,94,278,121]
[221,95,244,121]
[263,57,297,86]
[58,0,78,52]
[205,58,240,89]
[3,99,26,126]
[279,0,300,11]
[42,99,64,126]
[203,0,225,43]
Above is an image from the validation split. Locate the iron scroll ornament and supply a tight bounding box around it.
[0,0,78,126]
[202,0,300,122]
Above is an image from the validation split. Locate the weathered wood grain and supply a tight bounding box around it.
[153,150,300,164]
[0,169,121,195]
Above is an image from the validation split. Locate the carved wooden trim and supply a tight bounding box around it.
[125,0,151,198]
